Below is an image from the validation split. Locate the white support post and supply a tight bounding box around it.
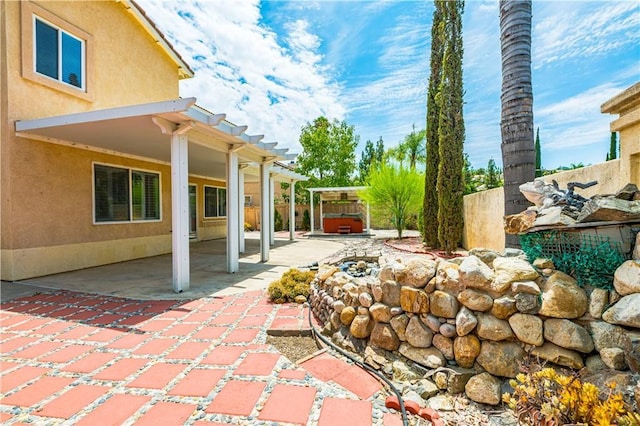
[171,131,190,292]
[226,149,239,273]
[238,166,246,253]
[260,162,271,262]
[289,180,296,240]
[269,176,275,246]
[319,194,324,231]
[309,189,314,234]
[366,201,371,233]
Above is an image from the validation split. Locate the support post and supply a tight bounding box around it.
[226,149,239,273]
[309,189,314,234]
[269,176,275,246]
[366,201,371,233]
[260,162,271,262]
[171,131,190,292]
[289,180,296,240]
[238,166,246,253]
[319,193,324,231]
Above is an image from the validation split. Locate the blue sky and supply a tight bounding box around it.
[136,0,639,170]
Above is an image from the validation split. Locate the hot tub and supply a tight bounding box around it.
[322,213,364,233]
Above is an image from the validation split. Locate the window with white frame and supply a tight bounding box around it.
[204,186,226,218]
[94,164,160,223]
[34,16,85,89]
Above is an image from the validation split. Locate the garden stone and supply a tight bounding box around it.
[544,319,594,353]
[406,316,433,348]
[400,286,430,313]
[435,261,463,294]
[531,342,584,369]
[371,281,383,302]
[416,379,439,399]
[390,314,409,341]
[491,295,517,319]
[330,311,341,330]
[476,314,514,341]
[358,292,373,307]
[370,323,400,351]
[613,260,640,296]
[539,271,588,318]
[424,314,442,333]
[492,257,540,294]
[514,292,540,314]
[600,347,627,370]
[468,248,501,267]
[456,306,478,336]
[454,334,481,368]
[457,289,493,312]
[399,343,446,369]
[477,341,526,378]
[511,281,541,295]
[602,293,640,328]
[381,280,402,306]
[588,288,609,319]
[392,360,421,382]
[590,321,628,351]
[439,323,457,338]
[532,258,554,269]
[350,314,373,339]
[430,290,459,318]
[446,367,476,394]
[433,334,454,360]
[465,373,502,405]
[459,255,494,291]
[340,306,356,325]
[369,303,392,323]
[508,313,544,346]
[397,257,438,288]
[427,395,455,411]
[332,300,345,313]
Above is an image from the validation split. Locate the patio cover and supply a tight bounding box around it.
[15,97,307,292]
[307,186,370,234]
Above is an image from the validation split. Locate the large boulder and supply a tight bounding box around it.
[476,314,514,341]
[602,293,640,328]
[590,321,628,351]
[457,289,493,312]
[369,303,392,323]
[400,286,430,314]
[613,260,640,296]
[430,290,459,318]
[543,319,594,353]
[459,255,494,291]
[491,257,540,294]
[406,316,434,348]
[539,272,588,318]
[350,314,374,339]
[453,334,481,368]
[396,257,438,288]
[340,306,356,325]
[465,373,502,406]
[399,343,446,369]
[476,341,526,378]
[531,342,584,369]
[381,280,402,306]
[370,323,400,351]
[508,313,544,346]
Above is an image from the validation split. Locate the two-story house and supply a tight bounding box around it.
[1,0,305,292]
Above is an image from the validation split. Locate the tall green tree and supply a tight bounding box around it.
[500,0,535,248]
[358,139,376,184]
[607,132,617,161]
[296,116,358,188]
[485,158,502,189]
[359,164,424,239]
[423,0,445,248]
[295,117,358,203]
[435,0,465,253]
[375,137,385,164]
[535,127,542,177]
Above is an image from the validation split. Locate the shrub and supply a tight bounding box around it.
[267,269,316,303]
[503,358,636,426]
[274,210,283,231]
[302,210,310,231]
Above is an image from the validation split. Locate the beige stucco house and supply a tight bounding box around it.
[0,0,305,291]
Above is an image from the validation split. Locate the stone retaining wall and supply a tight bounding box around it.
[309,238,640,405]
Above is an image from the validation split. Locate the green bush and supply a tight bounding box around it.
[302,210,310,231]
[274,210,283,231]
[268,269,316,303]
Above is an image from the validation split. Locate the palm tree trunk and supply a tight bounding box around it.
[500,0,535,248]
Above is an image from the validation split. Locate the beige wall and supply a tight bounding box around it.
[463,82,639,252]
[0,1,194,280]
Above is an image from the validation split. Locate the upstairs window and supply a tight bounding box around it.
[204,186,227,218]
[34,17,84,89]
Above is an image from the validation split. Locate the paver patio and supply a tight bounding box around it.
[1,289,404,425]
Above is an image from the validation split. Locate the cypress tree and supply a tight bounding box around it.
[608,132,617,161]
[535,127,542,177]
[436,0,465,253]
[423,1,445,248]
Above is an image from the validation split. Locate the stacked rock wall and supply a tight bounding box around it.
[309,239,640,405]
